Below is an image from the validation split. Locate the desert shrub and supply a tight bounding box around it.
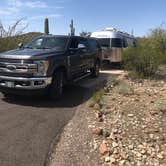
[154,99,166,112]
[123,26,166,78]
[123,41,159,78]
[150,27,166,64]
[0,32,42,53]
[104,77,120,92]
[89,89,104,108]
[116,81,134,95]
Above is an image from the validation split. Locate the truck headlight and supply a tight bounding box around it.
[34,60,49,76]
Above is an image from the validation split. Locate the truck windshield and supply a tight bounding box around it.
[25,36,69,50]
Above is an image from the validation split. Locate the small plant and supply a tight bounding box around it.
[154,99,166,112]
[89,89,104,108]
[104,77,120,92]
[116,81,134,95]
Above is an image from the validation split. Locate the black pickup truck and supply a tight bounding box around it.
[0,35,102,99]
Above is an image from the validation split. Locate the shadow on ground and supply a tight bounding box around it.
[101,61,123,70]
[2,73,115,108]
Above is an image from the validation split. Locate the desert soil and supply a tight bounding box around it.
[88,71,166,166]
[49,69,166,166]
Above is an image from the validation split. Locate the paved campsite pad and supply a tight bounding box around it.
[47,70,124,166]
[0,70,121,166]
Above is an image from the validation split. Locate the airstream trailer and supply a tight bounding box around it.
[91,27,137,64]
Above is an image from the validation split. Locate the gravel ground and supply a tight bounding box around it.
[47,69,166,166]
[48,102,100,166]
[88,73,166,166]
[47,71,115,166]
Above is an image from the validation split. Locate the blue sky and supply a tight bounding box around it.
[0,0,165,37]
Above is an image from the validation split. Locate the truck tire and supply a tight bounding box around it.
[49,71,64,100]
[2,92,12,98]
[91,60,100,78]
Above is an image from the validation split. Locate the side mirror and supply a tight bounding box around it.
[18,43,23,49]
[78,43,86,49]
[78,43,87,53]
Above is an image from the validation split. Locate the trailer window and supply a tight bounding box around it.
[123,38,128,48]
[111,38,122,48]
[97,38,110,48]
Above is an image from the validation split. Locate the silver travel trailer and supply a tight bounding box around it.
[91,27,137,64]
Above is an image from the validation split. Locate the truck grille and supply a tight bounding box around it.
[0,59,37,77]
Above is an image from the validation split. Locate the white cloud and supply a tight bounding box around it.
[7,0,48,9]
[25,1,47,8]
[29,14,63,20]
[0,6,19,16]
[0,0,64,32]
[7,0,24,8]
[0,10,11,15]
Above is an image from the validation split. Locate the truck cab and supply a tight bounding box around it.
[0,35,102,99]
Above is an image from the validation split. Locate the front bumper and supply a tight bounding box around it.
[0,75,52,90]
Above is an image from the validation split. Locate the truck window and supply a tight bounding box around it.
[25,37,68,50]
[78,38,88,48]
[69,38,88,49]
[88,39,99,51]
[69,38,79,49]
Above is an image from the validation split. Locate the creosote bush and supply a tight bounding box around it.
[89,89,104,108]
[116,81,134,95]
[123,26,166,78]
[0,32,42,53]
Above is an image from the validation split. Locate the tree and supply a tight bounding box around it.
[0,18,28,37]
[80,31,91,37]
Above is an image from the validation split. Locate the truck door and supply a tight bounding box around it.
[77,38,90,71]
[68,37,82,76]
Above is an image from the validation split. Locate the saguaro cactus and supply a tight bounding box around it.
[70,19,75,36]
[44,18,49,35]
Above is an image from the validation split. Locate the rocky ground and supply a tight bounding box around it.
[88,72,166,166]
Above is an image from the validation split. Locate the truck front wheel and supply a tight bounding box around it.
[49,71,64,100]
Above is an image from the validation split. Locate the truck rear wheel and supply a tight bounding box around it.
[2,92,12,98]
[91,60,100,78]
[49,71,64,100]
